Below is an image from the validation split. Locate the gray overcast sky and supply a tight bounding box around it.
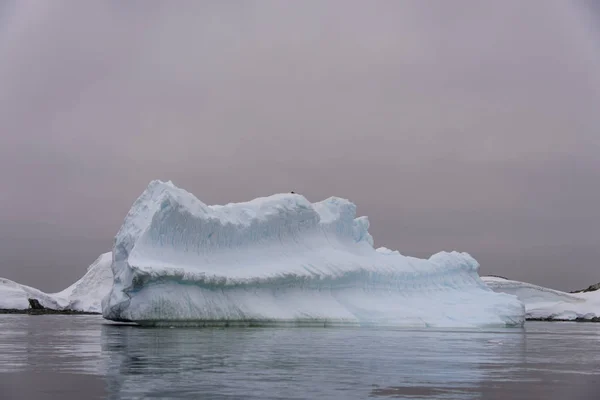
[0,0,599,292]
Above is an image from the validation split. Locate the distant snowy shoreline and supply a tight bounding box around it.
[482,276,600,322]
[0,308,100,315]
[0,252,113,314]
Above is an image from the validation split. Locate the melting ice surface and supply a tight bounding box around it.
[101,180,524,327]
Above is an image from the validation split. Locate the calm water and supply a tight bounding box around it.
[0,315,599,399]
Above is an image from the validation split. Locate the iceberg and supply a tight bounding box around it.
[482,276,600,321]
[0,252,113,313]
[101,180,524,327]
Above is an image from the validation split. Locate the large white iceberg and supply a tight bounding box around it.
[0,252,113,313]
[101,180,524,327]
[482,276,599,321]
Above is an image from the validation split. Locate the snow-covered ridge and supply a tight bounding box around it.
[0,252,113,313]
[573,282,600,293]
[0,278,64,310]
[53,252,113,313]
[102,180,524,327]
[482,276,599,321]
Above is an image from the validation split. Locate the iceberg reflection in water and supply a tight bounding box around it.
[98,321,599,399]
[1,316,599,400]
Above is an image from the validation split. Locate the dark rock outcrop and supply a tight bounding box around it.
[527,317,600,323]
[571,282,600,294]
[28,298,45,310]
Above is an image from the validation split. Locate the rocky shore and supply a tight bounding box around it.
[0,308,100,315]
[527,317,600,323]
[0,298,100,315]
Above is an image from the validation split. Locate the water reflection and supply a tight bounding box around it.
[1,315,599,399]
[99,324,529,399]
[0,315,106,375]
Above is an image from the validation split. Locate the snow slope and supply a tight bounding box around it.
[53,252,113,313]
[102,180,524,327]
[0,278,65,310]
[482,277,600,320]
[0,252,113,313]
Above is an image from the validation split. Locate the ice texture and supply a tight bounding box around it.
[482,277,599,320]
[101,180,524,327]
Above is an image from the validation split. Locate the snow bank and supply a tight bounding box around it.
[482,277,600,320]
[102,180,524,327]
[53,252,113,313]
[0,252,112,313]
[0,278,64,310]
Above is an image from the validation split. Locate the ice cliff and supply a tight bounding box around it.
[101,180,524,327]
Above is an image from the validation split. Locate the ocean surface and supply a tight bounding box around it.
[0,315,598,400]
